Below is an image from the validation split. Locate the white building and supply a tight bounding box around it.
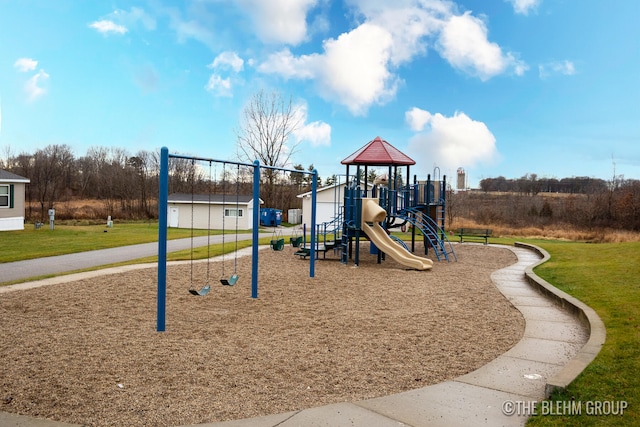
[167,193,262,230]
[296,182,373,229]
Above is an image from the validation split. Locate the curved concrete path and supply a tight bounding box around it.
[0,243,604,427]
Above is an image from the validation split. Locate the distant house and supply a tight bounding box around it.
[0,169,30,231]
[167,193,262,230]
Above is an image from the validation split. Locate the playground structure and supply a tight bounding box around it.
[157,147,319,332]
[157,139,454,328]
[300,136,456,267]
[361,198,433,270]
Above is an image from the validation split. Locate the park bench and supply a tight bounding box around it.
[456,228,492,245]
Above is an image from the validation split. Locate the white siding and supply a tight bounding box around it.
[167,200,257,230]
[0,216,25,231]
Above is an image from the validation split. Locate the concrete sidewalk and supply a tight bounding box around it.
[0,243,604,427]
[1,228,292,284]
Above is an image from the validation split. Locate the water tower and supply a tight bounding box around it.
[457,167,466,190]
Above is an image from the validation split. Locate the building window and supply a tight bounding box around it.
[224,208,244,218]
[0,185,9,208]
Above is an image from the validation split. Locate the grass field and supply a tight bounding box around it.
[0,222,243,263]
[521,240,639,426]
[2,225,638,425]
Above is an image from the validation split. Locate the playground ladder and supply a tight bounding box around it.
[398,207,457,262]
[339,231,349,264]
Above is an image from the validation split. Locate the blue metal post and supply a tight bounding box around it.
[157,147,168,332]
[251,160,260,298]
[310,169,317,277]
[303,223,307,246]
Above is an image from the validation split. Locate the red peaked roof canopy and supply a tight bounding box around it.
[341,136,415,166]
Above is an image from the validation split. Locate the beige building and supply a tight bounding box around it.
[0,169,30,231]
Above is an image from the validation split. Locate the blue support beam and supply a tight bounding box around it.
[157,147,169,332]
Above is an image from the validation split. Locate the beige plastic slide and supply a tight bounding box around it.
[360,198,433,271]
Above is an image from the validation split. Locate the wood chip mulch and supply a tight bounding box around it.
[0,243,523,427]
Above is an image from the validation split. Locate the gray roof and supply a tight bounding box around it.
[0,169,30,183]
[297,181,373,198]
[168,193,256,205]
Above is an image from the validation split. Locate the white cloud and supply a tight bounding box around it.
[505,0,542,15]
[14,58,38,72]
[205,52,245,97]
[89,8,154,39]
[235,0,319,45]
[539,60,576,79]
[315,23,398,115]
[258,2,526,115]
[14,58,49,101]
[293,102,331,147]
[257,48,317,79]
[205,74,233,97]
[295,121,331,147]
[209,51,244,72]
[405,107,432,132]
[89,20,128,35]
[296,121,331,147]
[406,108,499,172]
[25,69,50,101]
[112,7,156,31]
[436,12,528,80]
[346,0,447,66]
[259,23,399,115]
[172,18,213,46]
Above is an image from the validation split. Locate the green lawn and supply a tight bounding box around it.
[1,222,284,284]
[519,240,639,426]
[0,222,239,263]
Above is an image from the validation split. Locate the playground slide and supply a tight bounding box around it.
[361,198,433,271]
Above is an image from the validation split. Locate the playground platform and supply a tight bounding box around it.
[0,243,604,427]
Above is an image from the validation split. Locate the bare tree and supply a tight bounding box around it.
[235,89,303,168]
[31,144,75,219]
[235,90,303,208]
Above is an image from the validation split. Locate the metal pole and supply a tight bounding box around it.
[157,147,168,332]
[310,169,317,277]
[251,160,260,298]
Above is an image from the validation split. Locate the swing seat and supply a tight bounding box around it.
[271,238,285,251]
[290,236,303,247]
[189,285,211,296]
[220,273,238,286]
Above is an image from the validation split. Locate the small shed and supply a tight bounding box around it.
[297,181,373,229]
[167,193,262,230]
[0,169,30,231]
[297,182,346,229]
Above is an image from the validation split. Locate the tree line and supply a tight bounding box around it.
[454,174,640,232]
[480,174,612,194]
[0,144,320,222]
[2,143,639,232]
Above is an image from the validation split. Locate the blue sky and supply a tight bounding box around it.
[1,0,638,188]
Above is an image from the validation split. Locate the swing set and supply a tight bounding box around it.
[157,148,319,332]
[187,159,212,296]
[187,161,241,295]
[220,164,240,286]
